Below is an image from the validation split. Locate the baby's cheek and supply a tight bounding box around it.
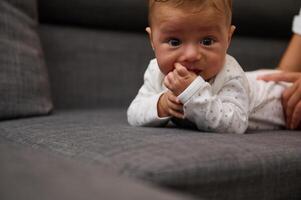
[203,63,223,80]
[156,50,180,75]
[157,60,175,75]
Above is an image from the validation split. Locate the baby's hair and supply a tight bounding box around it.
[148,0,232,26]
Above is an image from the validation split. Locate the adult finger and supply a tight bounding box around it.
[286,81,301,129]
[282,84,297,113]
[257,72,300,83]
[282,84,297,128]
[290,101,301,129]
[286,84,301,128]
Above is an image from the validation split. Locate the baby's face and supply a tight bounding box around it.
[147,5,235,80]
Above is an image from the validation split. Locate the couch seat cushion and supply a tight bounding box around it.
[0,109,300,200]
[0,137,195,200]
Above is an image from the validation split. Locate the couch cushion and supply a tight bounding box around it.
[232,0,300,38]
[38,0,300,37]
[0,0,53,120]
[39,24,153,109]
[0,109,300,200]
[38,0,148,32]
[229,36,288,70]
[0,137,195,200]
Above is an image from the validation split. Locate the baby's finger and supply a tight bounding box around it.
[167,92,181,104]
[290,101,301,129]
[164,73,173,89]
[169,108,184,119]
[174,63,189,77]
[167,72,175,82]
[167,100,183,112]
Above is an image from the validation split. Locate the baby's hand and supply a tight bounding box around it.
[158,91,184,119]
[164,63,198,96]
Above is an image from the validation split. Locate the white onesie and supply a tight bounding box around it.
[293,8,301,35]
[127,55,290,134]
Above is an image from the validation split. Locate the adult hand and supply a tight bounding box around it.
[258,72,301,129]
[164,63,197,96]
[157,91,184,119]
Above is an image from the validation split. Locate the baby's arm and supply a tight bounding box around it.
[127,61,171,127]
[178,75,250,134]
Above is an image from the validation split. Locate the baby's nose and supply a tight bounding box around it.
[183,44,201,62]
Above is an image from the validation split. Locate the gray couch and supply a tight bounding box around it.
[1,0,301,199]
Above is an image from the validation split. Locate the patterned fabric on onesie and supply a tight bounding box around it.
[246,70,291,130]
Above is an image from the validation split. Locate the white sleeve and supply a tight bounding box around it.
[178,76,249,134]
[127,61,170,127]
[293,8,301,35]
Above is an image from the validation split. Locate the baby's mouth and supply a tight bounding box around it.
[184,65,203,75]
[190,69,202,75]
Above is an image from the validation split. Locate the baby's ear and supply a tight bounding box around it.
[146,27,154,50]
[146,27,151,35]
[228,25,236,41]
[227,25,236,46]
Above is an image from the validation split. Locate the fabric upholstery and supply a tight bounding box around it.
[0,137,195,200]
[0,109,300,200]
[0,0,53,120]
[229,36,288,70]
[38,0,148,31]
[232,0,300,37]
[39,24,153,109]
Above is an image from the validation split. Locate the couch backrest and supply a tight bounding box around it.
[232,0,300,38]
[39,0,148,32]
[37,0,301,110]
[39,0,300,37]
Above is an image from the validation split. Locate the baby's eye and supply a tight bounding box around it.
[168,38,181,47]
[201,38,214,46]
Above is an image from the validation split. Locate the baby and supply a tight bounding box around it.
[127,0,289,134]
